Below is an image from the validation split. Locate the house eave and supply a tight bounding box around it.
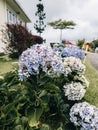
[6,0,31,23]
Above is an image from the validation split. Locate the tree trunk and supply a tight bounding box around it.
[60,29,62,43]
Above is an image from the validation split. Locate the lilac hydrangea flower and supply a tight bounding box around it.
[61,46,85,60]
[19,44,65,81]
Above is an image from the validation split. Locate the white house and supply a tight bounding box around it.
[0,0,31,52]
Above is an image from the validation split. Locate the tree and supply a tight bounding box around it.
[48,19,76,43]
[77,39,85,49]
[1,24,43,58]
[34,0,46,36]
[92,39,98,49]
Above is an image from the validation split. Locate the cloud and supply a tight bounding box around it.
[19,0,98,43]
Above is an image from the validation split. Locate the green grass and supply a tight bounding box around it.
[84,59,98,107]
[0,56,18,74]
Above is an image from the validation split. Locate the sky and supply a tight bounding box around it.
[19,0,98,44]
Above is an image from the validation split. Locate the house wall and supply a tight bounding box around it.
[7,3,26,26]
[0,0,30,52]
[0,0,7,25]
[0,0,7,52]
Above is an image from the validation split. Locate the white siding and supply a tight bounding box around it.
[0,0,7,52]
[0,0,7,24]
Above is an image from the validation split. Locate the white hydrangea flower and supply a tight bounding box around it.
[74,75,89,88]
[63,57,86,76]
[70,102,98,130]
[63,82,86,100]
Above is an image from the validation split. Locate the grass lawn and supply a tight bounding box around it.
[84,59,98,107]
[0,56,18,74]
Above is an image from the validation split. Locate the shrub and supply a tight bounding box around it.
[1,24,43,58]
[0,44,89,130]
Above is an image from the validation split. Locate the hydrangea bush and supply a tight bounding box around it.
[0,43,91,129]
[70,102,98,130]
[17,43,90,129]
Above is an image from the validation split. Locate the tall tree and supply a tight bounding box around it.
[34,0,46,36]
[48,19,76,43]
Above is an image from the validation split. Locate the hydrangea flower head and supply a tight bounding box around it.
[63,57,85,76]
[70,102,98,130]
[63,82,86,100]
[19,44,65,80]
[61,46,85,60]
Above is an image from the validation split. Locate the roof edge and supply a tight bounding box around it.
[14,0,31,22]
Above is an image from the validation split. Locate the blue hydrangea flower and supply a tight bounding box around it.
[61,46,85,60]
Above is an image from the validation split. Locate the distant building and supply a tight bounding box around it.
[0,0,31,52]
[65,40,74,46]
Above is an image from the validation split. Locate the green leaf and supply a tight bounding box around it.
[14,125,24,130]
[57,127,63,130]
[28,108,43,128]
[3,103,15,114]
[21,116,28,128]
[40,124,50,130]
[14,117,21,125]
[39,90,47,98]
[45,83,60,93]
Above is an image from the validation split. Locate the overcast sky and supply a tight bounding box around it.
[19,0,98,44]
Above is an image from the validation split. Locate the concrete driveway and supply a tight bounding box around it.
[87,52,98,71]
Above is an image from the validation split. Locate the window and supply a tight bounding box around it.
[7,9,17,24]
[17,17,26,26]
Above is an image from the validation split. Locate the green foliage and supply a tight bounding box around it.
[0,67,76,129]
[77,39,85,49]
[34,0,46,36]
[92,39,98,48]
[48,19,76,30]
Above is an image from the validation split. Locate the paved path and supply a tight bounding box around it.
[87,52,98,71]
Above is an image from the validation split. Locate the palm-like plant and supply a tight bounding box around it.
[48,19,76,43]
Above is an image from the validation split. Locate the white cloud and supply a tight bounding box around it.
[19,0,98,43]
